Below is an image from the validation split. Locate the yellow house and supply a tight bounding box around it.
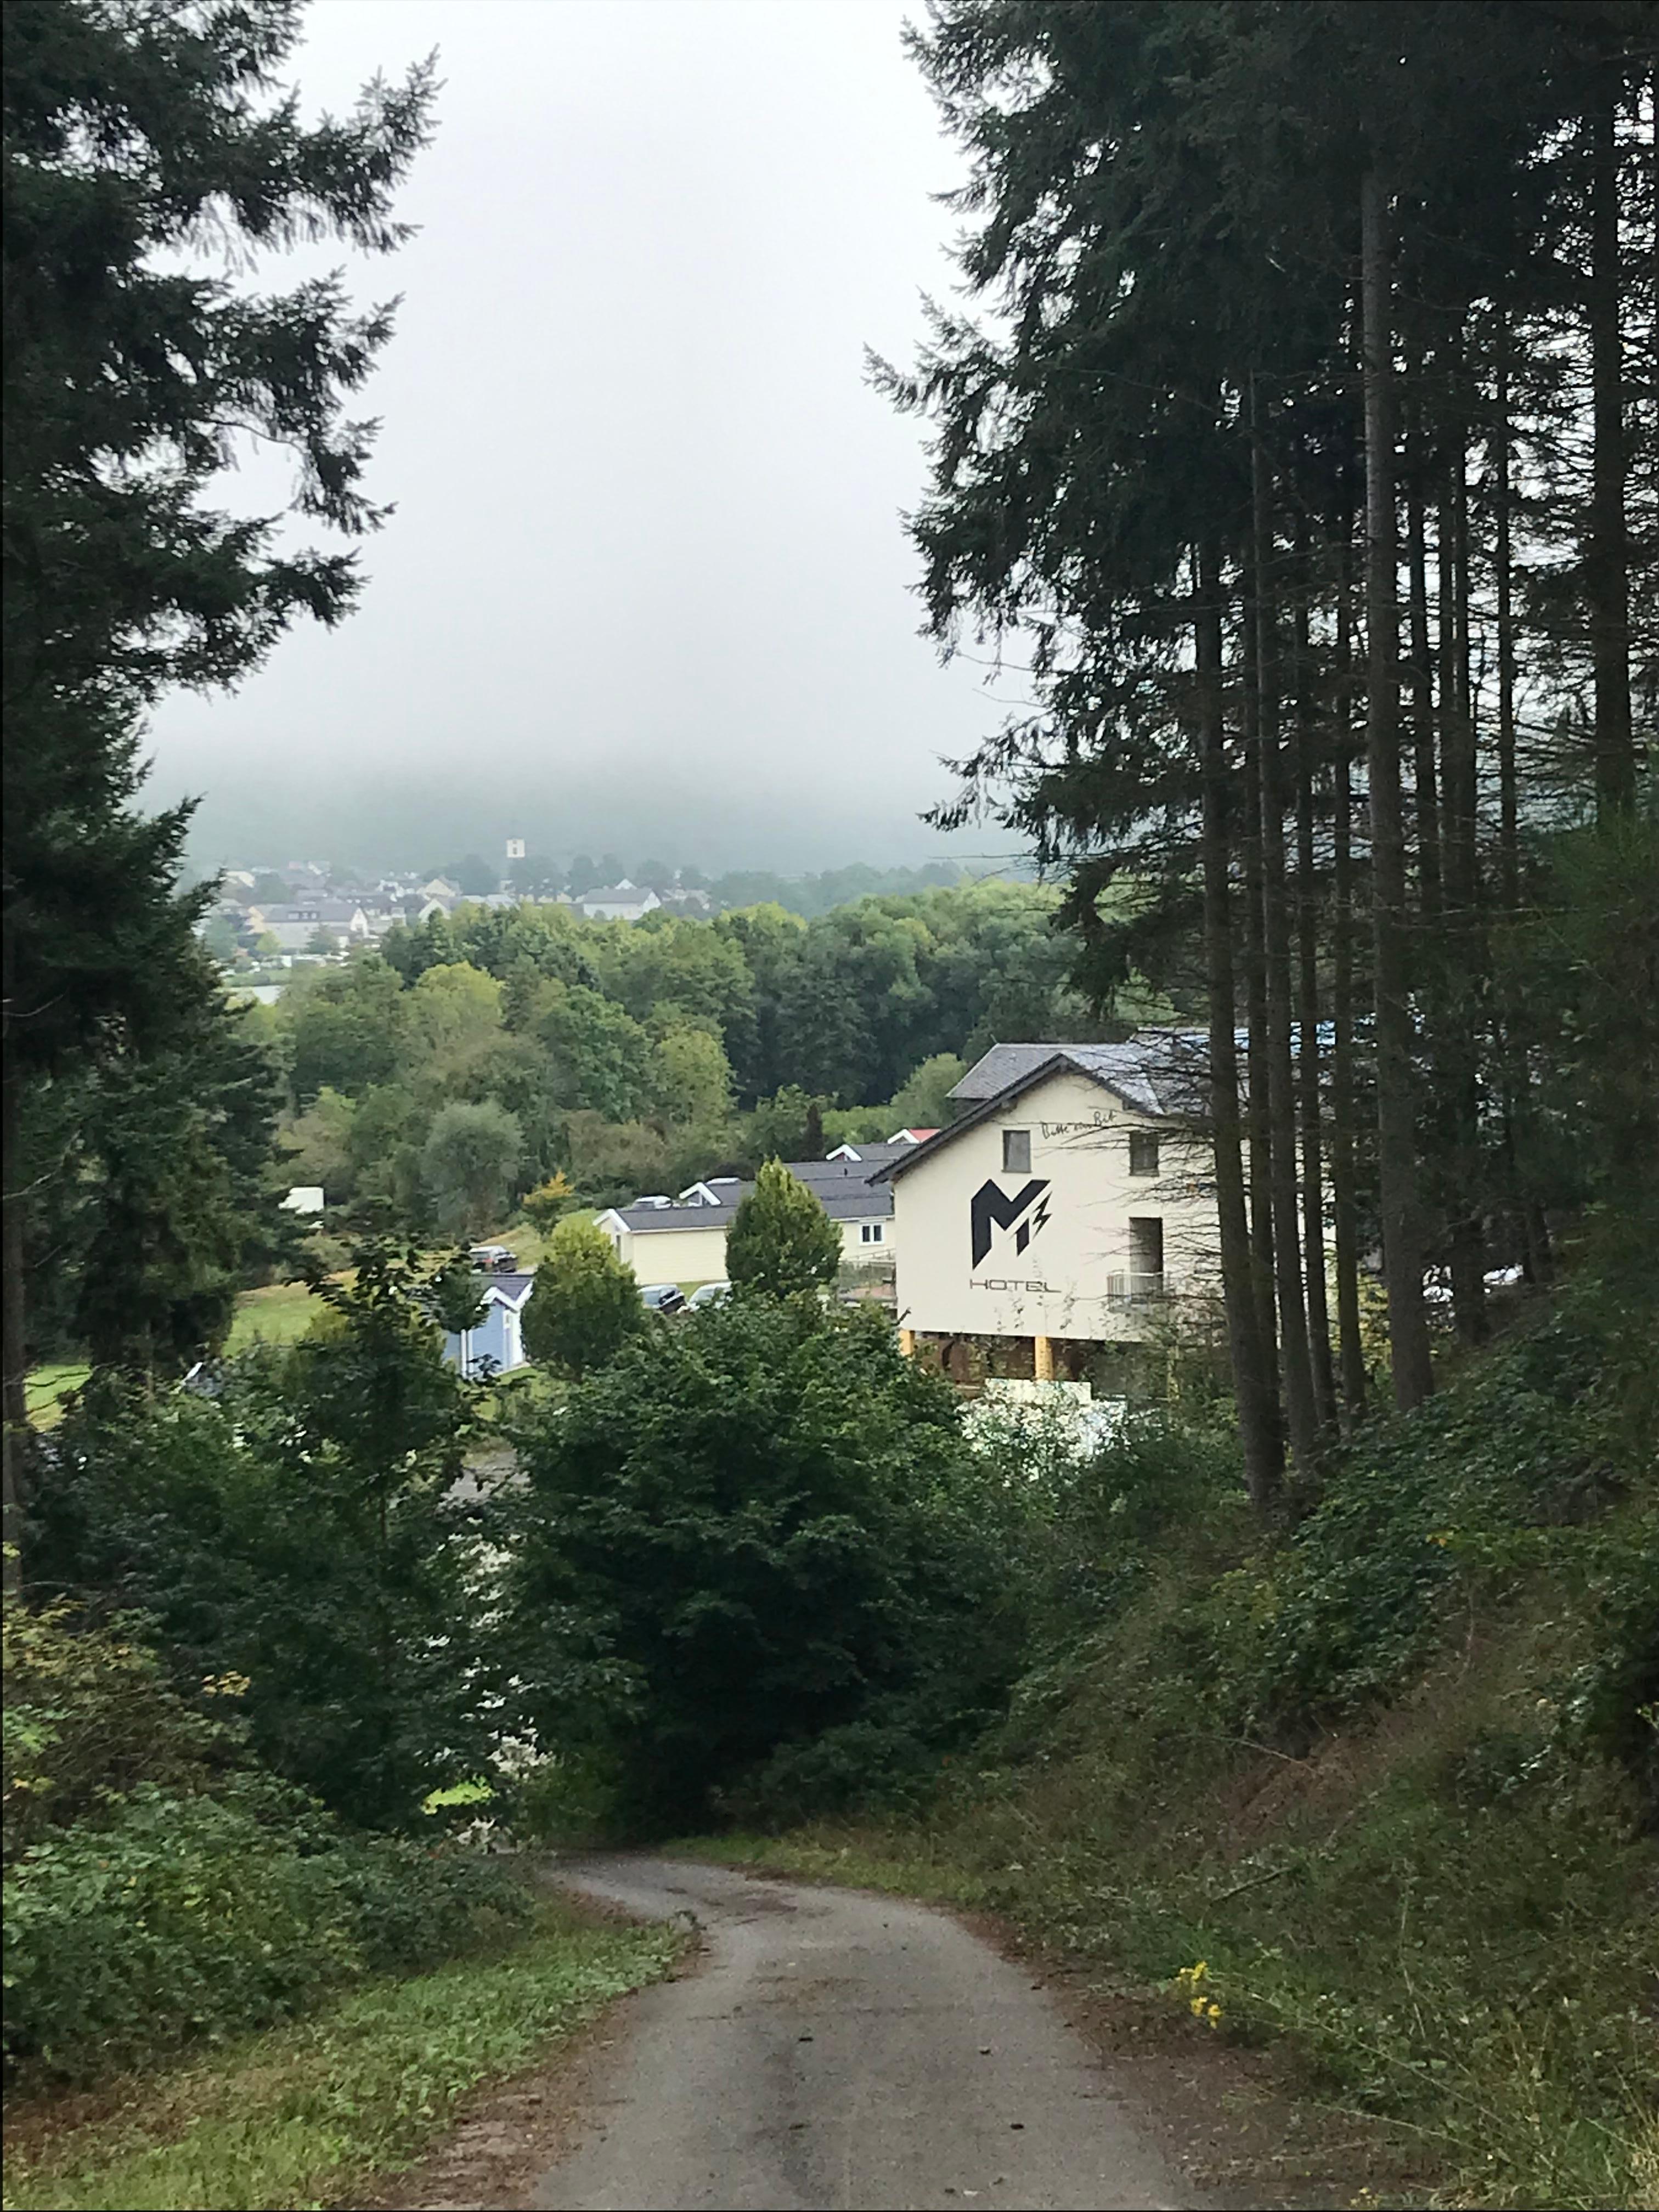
[873,1037,1221,1369]
[593,1147,913,1289]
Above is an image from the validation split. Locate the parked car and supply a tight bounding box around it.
[685,1280,731,1311]
[639,1282,686,1316]
[469,1244,518,1272]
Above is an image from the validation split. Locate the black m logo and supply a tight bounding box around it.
[970,1178,1051,1269]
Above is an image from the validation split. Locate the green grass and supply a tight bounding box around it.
[23,1364,91,1431]
[3,1900,684,2212]
[223,1279,323,1352]
[26,1284,325,1422]
[479,1209,595,1274]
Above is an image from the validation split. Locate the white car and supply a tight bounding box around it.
[685,1280,731,1311]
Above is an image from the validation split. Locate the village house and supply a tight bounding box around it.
[594,1141,920,1287]
[873,1033,1222,1380]
[244,900,373,952]
[577,880,662,923]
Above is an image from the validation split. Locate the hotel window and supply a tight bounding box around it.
[1002,1128,1032,1175]
[1128,1216,1165,1282]
[1129,1131,1160,1177]
[860,1221,884,1245]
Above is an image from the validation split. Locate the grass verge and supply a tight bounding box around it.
[673,1829,989,1910]
[3,1899,683,2212]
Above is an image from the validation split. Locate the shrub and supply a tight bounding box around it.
[507,1297,1015,1828]
[3,1781,529,2081]
[31,1249,504,1831]
[3,1596,230,1866]
[726,1159,841,1297]
[2,1583,529,2085]
[521,1216,643,1378]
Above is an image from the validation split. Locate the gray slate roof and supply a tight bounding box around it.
[454,1271,536,1309]
[878,1029,1211,1187]
[611,1156,894,1235]
[945,1031,1209,1119]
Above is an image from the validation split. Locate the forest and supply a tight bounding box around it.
[3,4,1656,2209]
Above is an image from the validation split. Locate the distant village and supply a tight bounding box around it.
[201,850,973,978]
[203,855,713,975]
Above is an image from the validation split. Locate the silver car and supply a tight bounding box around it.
[685,1280,731,1311]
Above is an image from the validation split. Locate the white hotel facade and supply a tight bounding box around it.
[875,1035,1223,1379]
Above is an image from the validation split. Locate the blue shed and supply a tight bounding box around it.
[442,1271,535,1378]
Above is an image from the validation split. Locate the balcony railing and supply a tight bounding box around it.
[1106,1271,1175,1306]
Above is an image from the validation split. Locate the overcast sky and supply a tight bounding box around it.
[151,0,1024,877]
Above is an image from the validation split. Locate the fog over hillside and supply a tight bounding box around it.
[144,0,1018,884]
[176,758,993,881]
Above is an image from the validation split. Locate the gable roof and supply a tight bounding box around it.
[601,1169,892,1236]
[445,1271,536,1314]
[877,1031,1210,1185]
[945,1036,1201,1118]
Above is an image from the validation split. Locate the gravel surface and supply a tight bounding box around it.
[528,1854,1190,2212]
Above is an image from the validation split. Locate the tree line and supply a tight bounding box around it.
[886,0,1656,1506]
[407,851,971,917]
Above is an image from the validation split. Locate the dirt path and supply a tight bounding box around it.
[526,1853,1190,2212]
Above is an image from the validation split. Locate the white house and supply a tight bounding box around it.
[873,1035,1221,1375]
[441,1271,535,1378]
[246,900,371,952]
[578,881,662,923]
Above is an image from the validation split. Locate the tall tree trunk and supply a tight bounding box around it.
[1197,543,1282,1510]
[1331,544,1368,1425]
[1494,325,1520,918]
[1438,410,1487,1345]
[1588,90,1633,815]
[1493,323,1536,1280]
[1405,410,1442,920]
[2,928,28,1591]
[1251,390,1322,1475]
[1361,167,1435,1410]
[1294,522,1339,1432]
[1240,565,1279,1393]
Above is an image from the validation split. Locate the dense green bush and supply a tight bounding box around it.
[29,1248,507,1830]
[506,1297,1017,1829]
[4,1781,529,2080]
[3,1596,230,1863]
[2,1594,529,2084]
[1228,1296,1659,1779]
[521,1215,644,1378]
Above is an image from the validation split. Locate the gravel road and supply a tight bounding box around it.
[529,1854,1190,2212]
